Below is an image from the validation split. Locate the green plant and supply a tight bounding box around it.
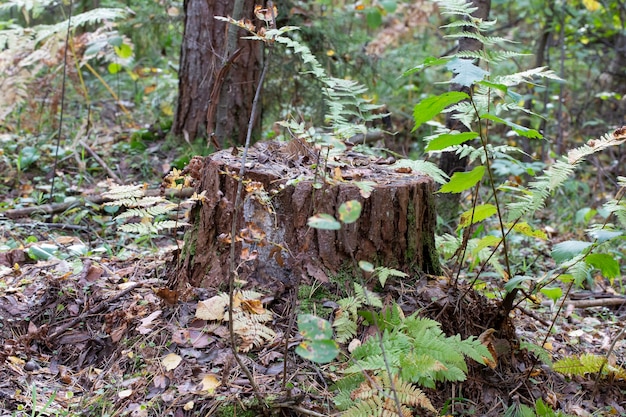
[101,177,198,237]
[334,308,491,416]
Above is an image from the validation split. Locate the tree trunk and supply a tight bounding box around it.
[173,0,262,146]
[172,142,441,291]
[437,0,491,226]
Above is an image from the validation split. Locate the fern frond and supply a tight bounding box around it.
[494,66,562,86]
[434,0,479,16]
[118,220,185,234]
[114,204,177,220]
[388,159,449,184]
[342,396,385,417]
[453,49,530,63]
[333,313,358,344]
[102,184,146,200]
[553,353,605,377]
[35,8,129,42]
[445,31,513,46]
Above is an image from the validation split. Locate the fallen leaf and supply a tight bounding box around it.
[241,299,265,315]
[196,296,227,320]
[118,389,133,399]
[137,310,162,334]
[200,374,220,393]
[162,353,182,371]
[183,401,194,411]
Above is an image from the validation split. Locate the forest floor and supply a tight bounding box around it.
[1,132,626,417]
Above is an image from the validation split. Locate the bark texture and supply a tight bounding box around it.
[173,142,441,290]
[173,0,261,145]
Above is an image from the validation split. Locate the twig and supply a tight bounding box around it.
[12,222,90,232]
[78,140,123,184]
[227,5,275,403]
[47,280,153,340]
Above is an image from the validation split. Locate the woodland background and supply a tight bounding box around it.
[1,0,626,416]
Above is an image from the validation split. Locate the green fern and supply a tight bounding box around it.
[342,312,491,389]
[552,353,626,379]
[102,183,191,236]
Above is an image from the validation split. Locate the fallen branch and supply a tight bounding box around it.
[567,297,626,309]
[78,140,123,184]
[1,188,195,219]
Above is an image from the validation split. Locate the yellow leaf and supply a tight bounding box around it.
[183,401,194,411]
[201,374,221,393]
[583,0,601,11]
[7,356,25,366]
[162,353,182,371]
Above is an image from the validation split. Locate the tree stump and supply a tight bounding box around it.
[173,141,440,291]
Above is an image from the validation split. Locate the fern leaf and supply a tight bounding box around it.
[553,353,605,377]
[35,8,129,43]
[102,184,145,200]
[114,204,177,220]
[342,397,384,417]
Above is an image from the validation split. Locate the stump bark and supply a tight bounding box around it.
[174,141,441,290]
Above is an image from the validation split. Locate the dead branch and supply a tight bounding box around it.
[2,188,195,219]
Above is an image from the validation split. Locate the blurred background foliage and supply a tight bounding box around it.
[1,0,625,193]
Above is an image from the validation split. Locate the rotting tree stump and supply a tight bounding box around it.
[173,141,441,291]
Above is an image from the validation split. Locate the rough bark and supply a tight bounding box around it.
[437,0,491,226]
[173,0,261,146]
[173,142,441,291]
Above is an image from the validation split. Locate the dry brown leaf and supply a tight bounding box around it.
[195,295,228,320]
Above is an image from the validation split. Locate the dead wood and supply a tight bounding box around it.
[173,141,441,290]
[2,188,195,219]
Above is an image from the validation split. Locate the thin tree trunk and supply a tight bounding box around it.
[173,0,262,146]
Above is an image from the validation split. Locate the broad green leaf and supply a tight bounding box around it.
[585,253,620,279]
[353,180,376,198]
[365,8,382,29]
[358,260,374,272]
[504,275,535,293]
[551,240,593,263]
[108,62,122,74]
[107,36,124,47]
[381,0,397,13]
[298,314,334,340]
[458,204,497,229]
[587,229,623,243]
[540,287,563,303]
[507,222,547,239]
[28,244,58,261]
[295,339,339,363]
[474,235,501,253]
[296,314,339,363]
[307,213,341,230]
[338,200,362,224]
[438,166,485,193]
[446,58,489,87]
[412,91,469,131]
[425,131,478,152]
[481,113,542,139]
[114,43,132,59]
[477,80,508,93]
